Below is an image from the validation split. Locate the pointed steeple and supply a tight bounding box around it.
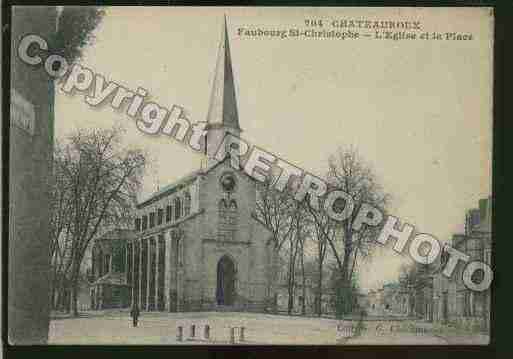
[206,16,241,132]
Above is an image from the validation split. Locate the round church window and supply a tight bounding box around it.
[220,173,237,192]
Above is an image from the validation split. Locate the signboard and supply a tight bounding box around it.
[10,88,35,136]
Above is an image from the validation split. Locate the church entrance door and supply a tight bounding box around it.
[216,255,235,305]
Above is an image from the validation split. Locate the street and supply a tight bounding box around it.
[48,311,489,345]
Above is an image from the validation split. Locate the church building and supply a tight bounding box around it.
[121,19,276,312]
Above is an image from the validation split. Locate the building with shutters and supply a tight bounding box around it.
[431,197,492,329]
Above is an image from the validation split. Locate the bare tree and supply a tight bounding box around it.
[308,146,390,316]
[284,201,312,315]
[255,179,295,251]
[285,233,298,314]
[255,180,295,312]
[49,142,77,311]
[299,230,307,316]
[310,208,333,316]
[50,126,146,316]
[255,180,313,315]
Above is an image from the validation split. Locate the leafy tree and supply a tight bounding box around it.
[53,6,106,63]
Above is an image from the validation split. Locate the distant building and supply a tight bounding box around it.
[355,293,369,311]
[412,264,434,321]
[365,282,409,317]
[367,288,385,315]
[432,197,492,329]
[90,229,133,309]
[382,282,402,313]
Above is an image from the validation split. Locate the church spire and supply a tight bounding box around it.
[206,16,241,132]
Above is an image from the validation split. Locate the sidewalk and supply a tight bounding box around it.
[414,321,490,345]
[439,334,490,345]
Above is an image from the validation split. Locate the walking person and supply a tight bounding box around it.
[130,305,140,327]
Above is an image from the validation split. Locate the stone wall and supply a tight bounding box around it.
[130,161,275,313]
[9,7,56,344]
[195,162,274,310]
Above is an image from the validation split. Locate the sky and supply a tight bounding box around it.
[54,7,493,291]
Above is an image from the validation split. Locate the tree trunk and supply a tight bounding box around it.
[300,241,306,316]
[56,283,65,311]
[70,256,80,317]
[287,237,297,316]
[335,240,352,318]
[50,280,56,311]
[287,285,294,315]
[65,289,71,313]
[60,280,70,313]
[55,287,61,311]
[272,243,279,314]
[317,259,323,317]
[341,251,351,315]
[71,278,79,317]
[287,252,295,315]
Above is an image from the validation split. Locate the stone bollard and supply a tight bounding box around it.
[190,324,196,338]
[230,327,235,344]
[239,327,245,342]
[204,325,210,340]
[177,326,183,342]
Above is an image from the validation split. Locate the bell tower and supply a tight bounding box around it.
[205,16,242,167]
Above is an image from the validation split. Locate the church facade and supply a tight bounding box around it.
[126,160,275,312]
[103,19,277,312]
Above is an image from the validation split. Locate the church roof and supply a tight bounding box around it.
[136,157,244,209]
[138,153,269,210]
[205,16,241,132]
[137,169,202,209]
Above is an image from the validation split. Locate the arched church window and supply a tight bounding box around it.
[142,215,148,230]
[218,199,238,241]
[98,247,104,277]
[166,204,172,222]
[149,211,156,228]
[92,245,98,278]
[104,254,111,274]
[227,199,238,225]
[157,208,163,225]
[171,228,184,267]
[178,238,184,267]
[183,191,191,216]
[174,197,182,220]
